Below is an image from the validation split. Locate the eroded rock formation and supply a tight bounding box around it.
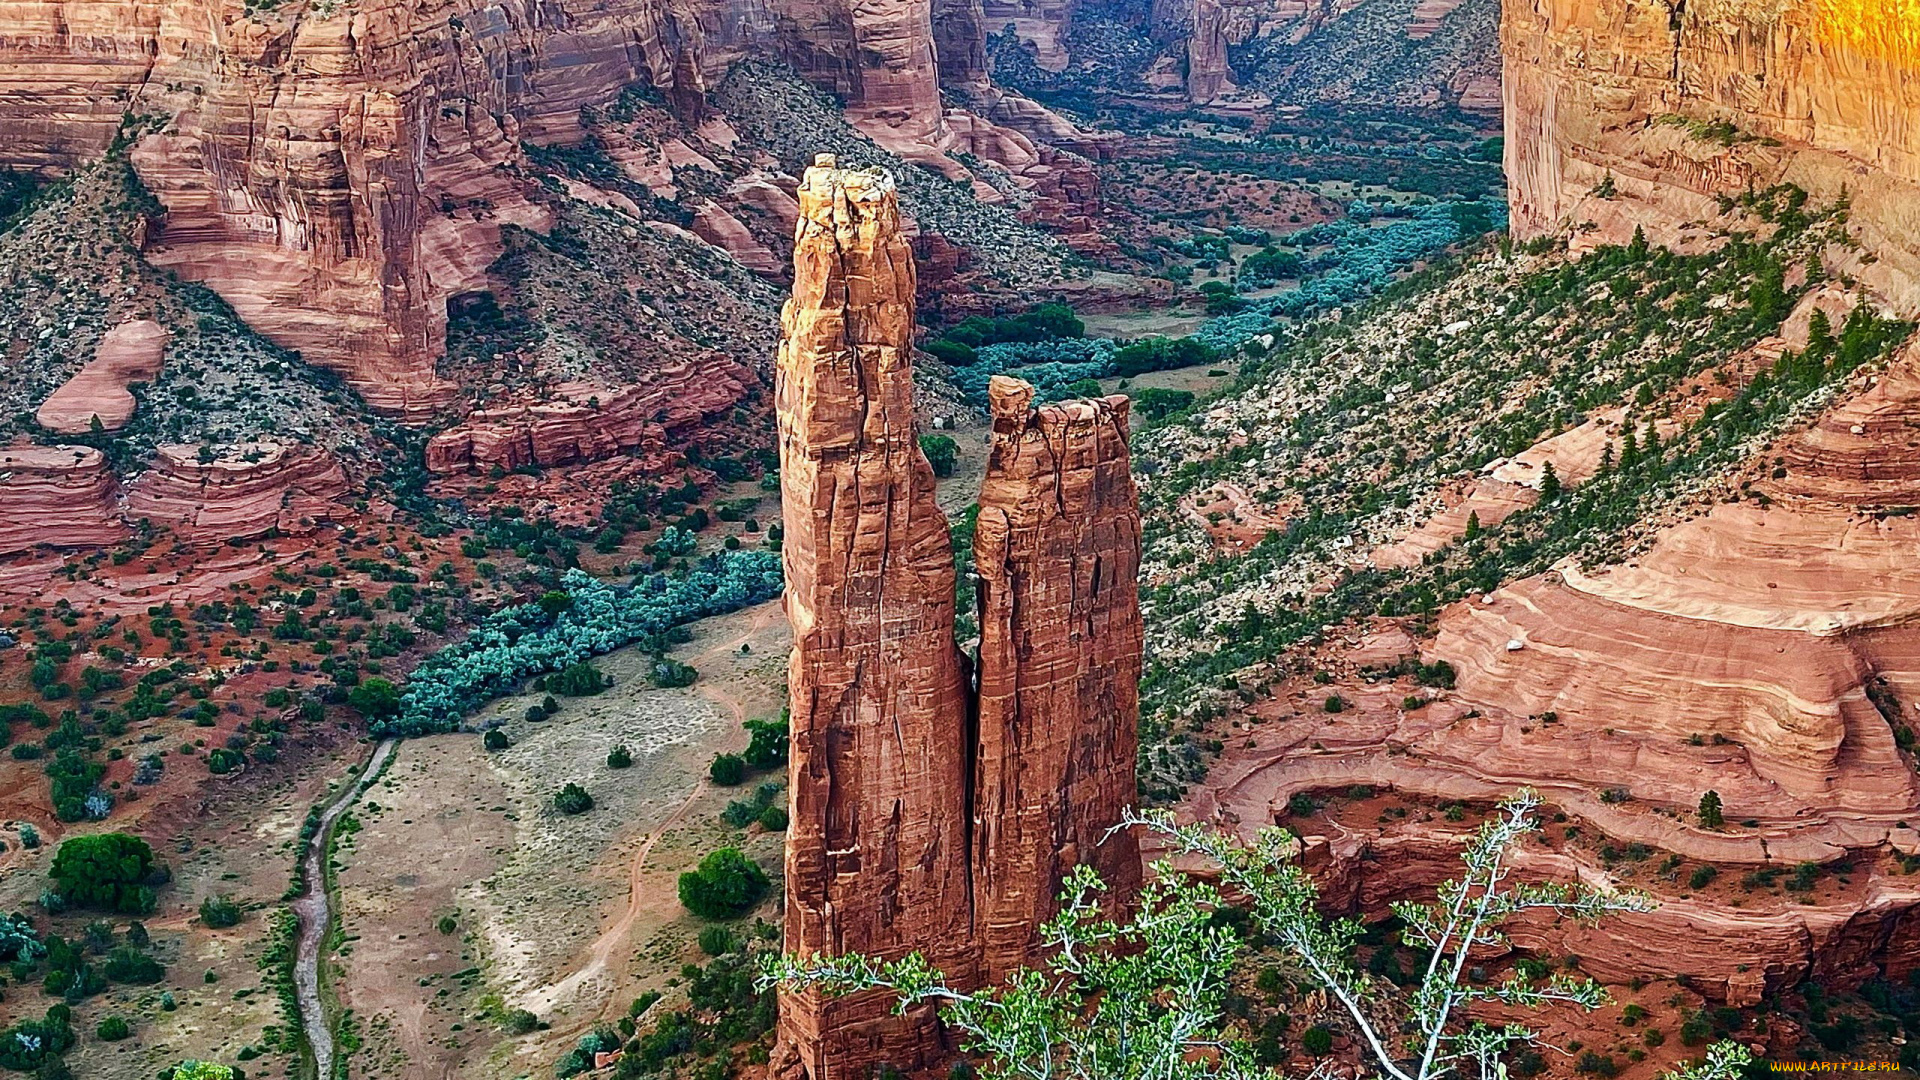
[126,443,351,542]
[0,445,127,555]
[773,157,980,1079]
[424,366,753,474]
[774,158,1142,1078]
[972,376,1144,984]
[0,0,1086,419]
[1503,0,1920,311]
[34,319,168,435]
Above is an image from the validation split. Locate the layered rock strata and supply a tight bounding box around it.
[125,443,351,542]
[0,0,1079,418]
[774,157,1142,1078]
[0,445,127,555]
[1503,0,1920,312]
[423,365,753,474]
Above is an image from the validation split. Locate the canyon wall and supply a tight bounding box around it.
[1503,0,1920,312]
[773,158,1143,1078]
[0,0,1034,418]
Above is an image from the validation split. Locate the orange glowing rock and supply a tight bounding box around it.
[1818,0,1920,67]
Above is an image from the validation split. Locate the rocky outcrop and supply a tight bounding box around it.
[0,445,126,554]
[773,158,1144,1078]
[1503,0,1920,312]
[126,443,349,542]
[972,377,1143,984]
[34,319,168,434]
[424,365,753,474]
[773,157,981,1079]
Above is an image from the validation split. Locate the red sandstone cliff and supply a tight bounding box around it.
[1503,0,1920,312]
[0,445,128,555]
[0,0,1076,419]
[773,159,1145,1078]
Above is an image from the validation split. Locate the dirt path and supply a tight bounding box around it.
[293,738,397,1080]
[521,604,779,1018]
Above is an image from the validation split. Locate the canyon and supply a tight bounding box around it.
[772,157,1143,1078]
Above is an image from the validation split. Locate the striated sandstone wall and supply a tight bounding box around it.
[423,365,752,474]
[773,158,1144,1079]
[125,443,351,541]
[0,0,1001,418]
[0,445,128,555]
[1503,0,1920,312]
[971,375,1144,984]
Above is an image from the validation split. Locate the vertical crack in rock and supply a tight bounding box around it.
[773,157,1144,1077]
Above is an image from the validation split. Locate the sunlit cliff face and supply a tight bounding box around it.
[1818,0,1920,67]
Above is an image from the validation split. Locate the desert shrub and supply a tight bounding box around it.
[346,677,401,719]
[95,1015,130,1041]
[199,895,242,928]
[0,1006,73,1070]
[698,926,737,956]
[548,661,608,697]
[678,848,768,919]
[102,946,164,984]
[758,805,789,831]
[49,834,157,914]
[483,729,510,751]
[553,783,594,815]
[502,1008,541,1035]
[1300,1025,1333,1056]
[709,754,746,786]
[651,659,698,688]
[607,745,633,769]
[1112,336,1217,378]
[1688,865,1718,890]
[1132,387,1195,422]
[385,557,782,736]
[741,717,788,769]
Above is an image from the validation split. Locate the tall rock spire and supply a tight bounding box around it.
[971,375,1144,985]
[772,155,1144,1079]
[771,154,979,1080]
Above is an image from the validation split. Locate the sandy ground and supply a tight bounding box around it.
[6,732,374,1080]
[330,598,792,1079]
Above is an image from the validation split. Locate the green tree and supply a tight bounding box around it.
[710,753,746,786]
[95,1015,130,1041]
[553,783,594,815]
[766,790,1755,1080]
[198,895,242,928]
[1697,790,1724,829]
[168,1064,235,1080]
[346,677,401,720]
[920,435,959,479]
[483,729,510,751]
[678,848,768,919]
[1538,461,1562,501]
[49,834,157,914]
